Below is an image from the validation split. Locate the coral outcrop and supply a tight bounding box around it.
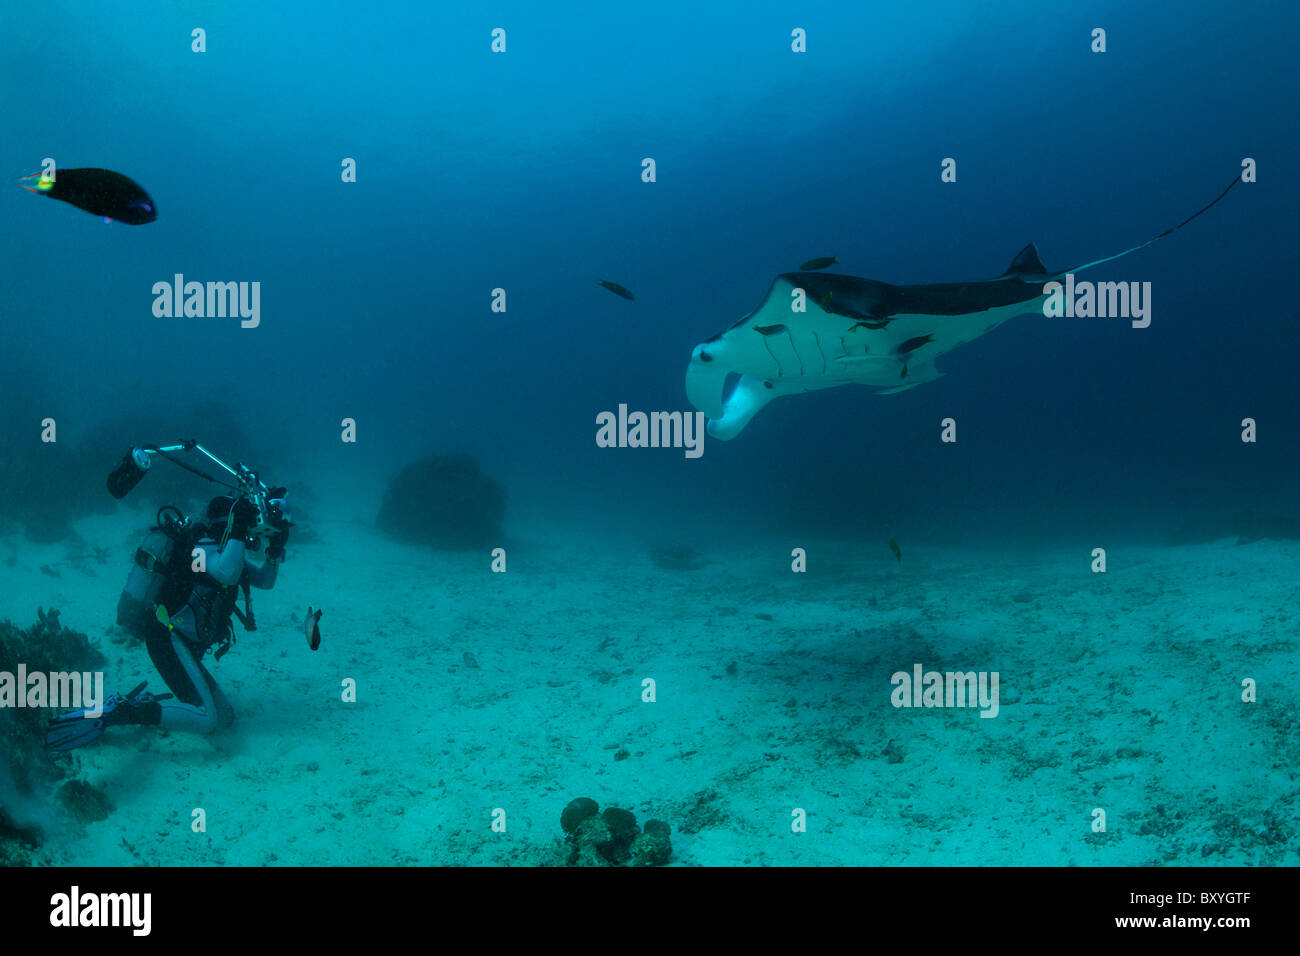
[377,454,506,549]
[0,608,109,863]
[559,797,672,867]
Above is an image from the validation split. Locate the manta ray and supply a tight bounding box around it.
[686,176,1241,439]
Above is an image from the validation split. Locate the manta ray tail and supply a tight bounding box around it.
[1058,173,1243,277]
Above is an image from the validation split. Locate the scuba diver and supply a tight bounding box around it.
[45,441,299,750]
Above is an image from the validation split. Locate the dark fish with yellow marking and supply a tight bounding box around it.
[19,167,157,224]
[888,538,901,563]
[598,280,635,300]
[897,334,935,354]
[800,256,837,271]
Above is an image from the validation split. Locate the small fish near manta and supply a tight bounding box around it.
[19,167,157,224]
[598,279,635,300]
[686,175,1243,439]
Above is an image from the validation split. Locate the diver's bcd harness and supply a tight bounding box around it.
[223,575,258,661]
[119,504,259,659]
[109,440,288,659]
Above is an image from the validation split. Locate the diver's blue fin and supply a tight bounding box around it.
[44,710,110,751]
[44,682,151,751]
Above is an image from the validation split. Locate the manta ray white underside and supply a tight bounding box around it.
[686,252,1050,440]
[685,174,1242,440]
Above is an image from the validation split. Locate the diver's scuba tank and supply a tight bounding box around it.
[116,506,191,630]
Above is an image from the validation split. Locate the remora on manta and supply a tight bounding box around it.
[686,175,1243,440]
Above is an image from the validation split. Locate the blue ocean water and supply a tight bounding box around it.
[1,0,1296,870]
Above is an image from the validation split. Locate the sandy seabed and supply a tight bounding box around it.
[5,509,1296,867]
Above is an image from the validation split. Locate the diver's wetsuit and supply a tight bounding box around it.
[135,531,279,734]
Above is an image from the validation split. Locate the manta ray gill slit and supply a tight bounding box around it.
[765,337,783,376]
[753,324,788,377]
[784,328,805,375]
[811,331,828,374]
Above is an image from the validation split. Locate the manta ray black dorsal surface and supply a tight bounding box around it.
[685,174,1244,440]
[22,168,157,224]
[1001,242,1049,276]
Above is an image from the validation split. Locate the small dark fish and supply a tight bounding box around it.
[801,256,838,271]
[753,324,788,335]
[897,334,935,355]
[304,606,322,650]
[598,280,635,300]
[851,319,889,332]
[20,167,157,224]
[887,538,902,563]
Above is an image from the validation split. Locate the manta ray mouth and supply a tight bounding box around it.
[686,343,783,440]
[704,375,776,440]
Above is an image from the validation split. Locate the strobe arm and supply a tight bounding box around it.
[105,440,253,501]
